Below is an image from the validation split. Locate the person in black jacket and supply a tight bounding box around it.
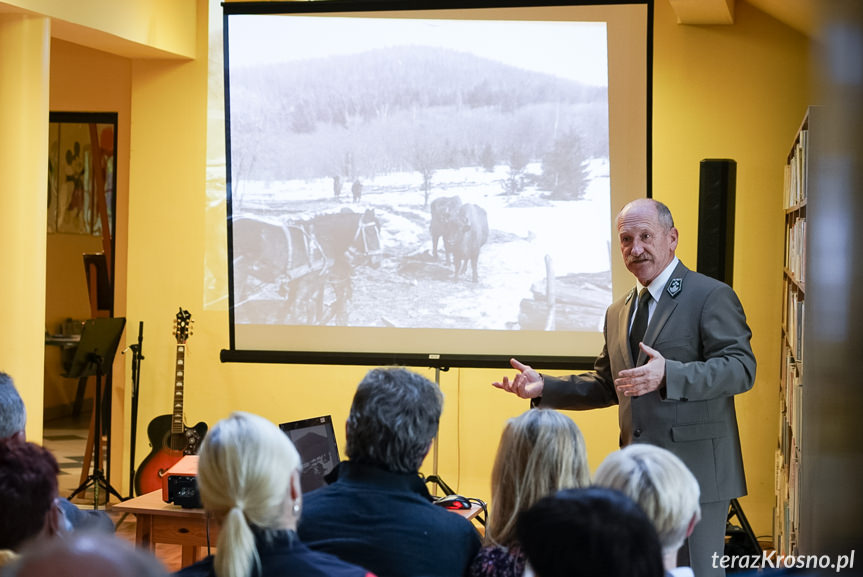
[298,367,482,577]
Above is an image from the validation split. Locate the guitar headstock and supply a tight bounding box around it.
[174,308,193,344]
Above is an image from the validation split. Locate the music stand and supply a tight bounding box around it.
[67,317,126,508]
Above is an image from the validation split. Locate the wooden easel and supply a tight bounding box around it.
[76,121,115,495]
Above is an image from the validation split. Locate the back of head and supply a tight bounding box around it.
[196,411,301,577]
[0,440,60,551]
[346,367,442,473]
[5,531,167,577]
[0,372,26,440]
[593,444,701,554]
[487,408,589,546]
[517,487,664,577]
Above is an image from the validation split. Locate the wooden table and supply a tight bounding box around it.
[111,490,218,567]
[113,490,484,568]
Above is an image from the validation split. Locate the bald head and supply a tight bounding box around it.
[616,199,678,286]
[6,532,168,577]
[616,199,674,230]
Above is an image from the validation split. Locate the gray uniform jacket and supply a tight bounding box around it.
[539,261,756,503]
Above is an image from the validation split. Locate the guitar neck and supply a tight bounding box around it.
[172,343,185,434]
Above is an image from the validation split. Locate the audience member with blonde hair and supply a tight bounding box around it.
[469,408,590,577]
[173,411,374,577]
[593,444,701,577]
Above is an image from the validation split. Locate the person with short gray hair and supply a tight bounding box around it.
[0,372,26,442]
[344,367,443,473]
[0,371,114,534]
[594,444,702,576]
[299,367,481,577]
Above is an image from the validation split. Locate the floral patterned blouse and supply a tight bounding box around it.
[468,544,527,577]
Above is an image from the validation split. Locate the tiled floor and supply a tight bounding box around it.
[43,411,183,572]
[43,411,119,506]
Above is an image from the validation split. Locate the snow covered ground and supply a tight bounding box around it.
[231,160,612,331]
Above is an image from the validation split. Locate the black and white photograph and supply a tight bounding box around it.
[226,14,613,335]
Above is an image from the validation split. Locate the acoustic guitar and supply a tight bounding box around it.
[134,308,208,496]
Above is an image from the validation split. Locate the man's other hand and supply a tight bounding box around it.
[614,343,666,397]
[492,358,544,399]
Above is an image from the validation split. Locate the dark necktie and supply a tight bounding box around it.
[629,288,651,365]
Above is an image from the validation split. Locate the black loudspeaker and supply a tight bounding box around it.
[697,159,736,285]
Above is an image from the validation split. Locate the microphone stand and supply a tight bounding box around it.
[126,321,144,500]
[426,366,453,497]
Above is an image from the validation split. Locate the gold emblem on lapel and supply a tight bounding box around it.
[667,278,682,297]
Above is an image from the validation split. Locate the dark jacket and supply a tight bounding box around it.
[174,529,374,577]
[298,461,481,577]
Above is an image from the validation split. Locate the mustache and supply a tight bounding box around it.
[627,256,651,265]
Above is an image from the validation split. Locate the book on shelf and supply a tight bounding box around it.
[784,285,805,362]
[786,217,806,284]
[784,127,808,209]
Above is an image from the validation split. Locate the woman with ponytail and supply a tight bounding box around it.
[174,412,374,577]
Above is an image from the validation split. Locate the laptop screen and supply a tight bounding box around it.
[279,415,340,493]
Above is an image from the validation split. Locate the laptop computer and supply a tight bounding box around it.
[279,415,340,493]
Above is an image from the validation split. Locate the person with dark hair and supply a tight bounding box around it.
[0,441,66,567]
[0,371,113,534]
[469,408,589,577]
[517,487,665,577]
[298,367,481,577]
[4,531,169,577]
[494,198,756,576]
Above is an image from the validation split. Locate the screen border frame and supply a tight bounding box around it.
[221,0,653,369]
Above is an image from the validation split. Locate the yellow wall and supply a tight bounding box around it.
[42,39,132,465]
[120,0,810,538]
[0,13,50,442]
[13,0,811,539]
[652,0,811,537]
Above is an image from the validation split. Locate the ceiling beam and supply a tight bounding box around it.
[668,0,736,25]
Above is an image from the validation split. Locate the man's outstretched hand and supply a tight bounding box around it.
[492,358,544,399]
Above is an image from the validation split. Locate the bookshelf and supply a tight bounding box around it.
[775,107,818,555]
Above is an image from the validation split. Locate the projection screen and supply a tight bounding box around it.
[221,0,652,368]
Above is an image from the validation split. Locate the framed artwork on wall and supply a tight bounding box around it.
[47,112,117,238]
